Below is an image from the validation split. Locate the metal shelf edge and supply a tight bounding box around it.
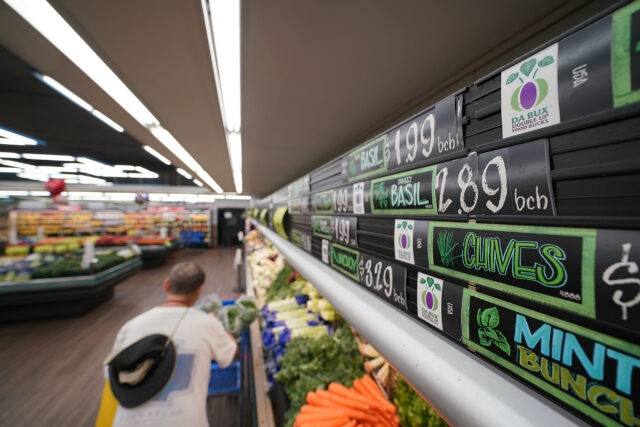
[252,220,588,427]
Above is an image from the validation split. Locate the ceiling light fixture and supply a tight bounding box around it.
[6,0,224,192]
[142,145,171,165]
[0,167,22,173]
[34,73,125,133]
[176,168,192,180]
[193,179,203,187]
[22,153,76,162]
[0,159,35,169]
[0,127,40,146]
[202,0,243,193]
[0,152,21,159]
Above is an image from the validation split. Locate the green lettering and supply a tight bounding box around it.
[404,183,413,206]
[463,232,476,268]
[620,397,640,426]
[541,358,559,384]
[475,236,489,270]
[513,241,537,280]
[517,345,540,372]
[535,244,567,287]
[390,184,398,207]
[493,238,515,276]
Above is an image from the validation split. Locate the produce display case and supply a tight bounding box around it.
[0,256,142,322]
[11,208,213,247]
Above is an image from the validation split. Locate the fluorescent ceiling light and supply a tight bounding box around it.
[115,165,136,171]
[176,168,192,180]
[7,0,225,193]
[29,191,51,196]
[92,109,124,132]
[193,179,203,187]
[203,0,242,195]
[22,153,76,162]
[196,169,223,194]
[0,191,29,196]
[0,127,40,146]
[17,172,48,182]
[0,152,21,159]
[36,73,92,111]
[143,145,171,165]
[0,159,34,169]
[6,0,158,127]
[0,167,22,173]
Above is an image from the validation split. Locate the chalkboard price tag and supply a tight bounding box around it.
[370,166,437,215]
[344,135,387,181]
[435,153,480,216]
[359,252,407,310]
[331,216,358,247]
[385,95,463,171]
[333,185,353,214]
[312,190,334,213]
[312,215,332,239]
[330,243,360,281]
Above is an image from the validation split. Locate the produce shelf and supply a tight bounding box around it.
[252,220,588,427]
[0,257,142,322]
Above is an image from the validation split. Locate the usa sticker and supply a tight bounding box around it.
[353,182,365,214]
[417,272,444,330]
[501,43,560,138]
[321,239,329,264]
[394,219,415,264]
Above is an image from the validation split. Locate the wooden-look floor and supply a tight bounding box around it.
[0,247,241,427]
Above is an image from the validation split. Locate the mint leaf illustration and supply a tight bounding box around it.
[420,278,426,284]
[484,328,498,341]
[496,331,511,356]
[538,56,554,67]
[482,307,500,329]
[506,72,519,84]
[520,58,536,77]
[477,308,483,326]
[478,329,491,346]
[434,283,441,291]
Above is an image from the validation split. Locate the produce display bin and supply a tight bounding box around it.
[0,257,142,322]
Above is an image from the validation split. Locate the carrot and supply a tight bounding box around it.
[299,417,350,427]
[361,376,396,413]
[306,392,332,407]
[298,407,377,423]
[317,389,370,412]
[328,383,377,407]
[353,379,376,400]
[300,405,328,414]
[296,412,355,422]
[341,420,357,427]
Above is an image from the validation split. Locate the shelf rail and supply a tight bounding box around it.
[253,220,587,427]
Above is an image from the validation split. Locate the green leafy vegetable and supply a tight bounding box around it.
[274,324,364,427]
[394,377,448,427]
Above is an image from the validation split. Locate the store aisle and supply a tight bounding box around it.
[0,247,241,427]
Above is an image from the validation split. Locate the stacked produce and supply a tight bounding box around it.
[294,375,399,427]
[248,245,285,299]
[198,293,261,337]
[393,377,447,427]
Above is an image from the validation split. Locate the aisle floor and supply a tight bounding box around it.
[0,247,241,427]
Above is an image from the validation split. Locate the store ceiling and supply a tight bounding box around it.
[0,0,610,196]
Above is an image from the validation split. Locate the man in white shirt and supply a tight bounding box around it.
[106,262,237,427]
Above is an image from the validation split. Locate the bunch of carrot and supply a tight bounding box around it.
[293,374,400,427]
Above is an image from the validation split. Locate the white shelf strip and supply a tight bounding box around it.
[253,220,587,427]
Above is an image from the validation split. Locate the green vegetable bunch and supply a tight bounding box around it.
[274,325,364,427]
[265,265,305,303]
[393,377,448,427]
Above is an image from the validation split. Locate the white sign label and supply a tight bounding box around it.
[353,182,365,214]
[82,241,95,270]
[321,239,329,264]
[394,219,415,264]
[416,272,443,330]
[501,43,560,138]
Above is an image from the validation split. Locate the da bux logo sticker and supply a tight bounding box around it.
[394,220,415,264]
[501,44,560,138]
[417,273,444,330]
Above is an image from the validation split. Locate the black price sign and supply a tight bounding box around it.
[333,185,353,214]
[435,153,480,216]
[370,166,437,215]
[331,216,358,247]
[463,290,640,427]
[330,243,360,281]
[385,95,463,171]
[358,253,407,310]
[429,222,595,318]
[312,190,334,213]
[344,135,387,181]
[312,215,332,239]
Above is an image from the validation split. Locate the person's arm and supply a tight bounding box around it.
[205,315,238,369]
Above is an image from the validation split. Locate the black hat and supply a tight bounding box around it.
[106,334,177,408]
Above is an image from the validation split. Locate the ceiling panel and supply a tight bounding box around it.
[242,0,589,196]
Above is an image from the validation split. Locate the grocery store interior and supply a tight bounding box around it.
[0,1,639,426]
